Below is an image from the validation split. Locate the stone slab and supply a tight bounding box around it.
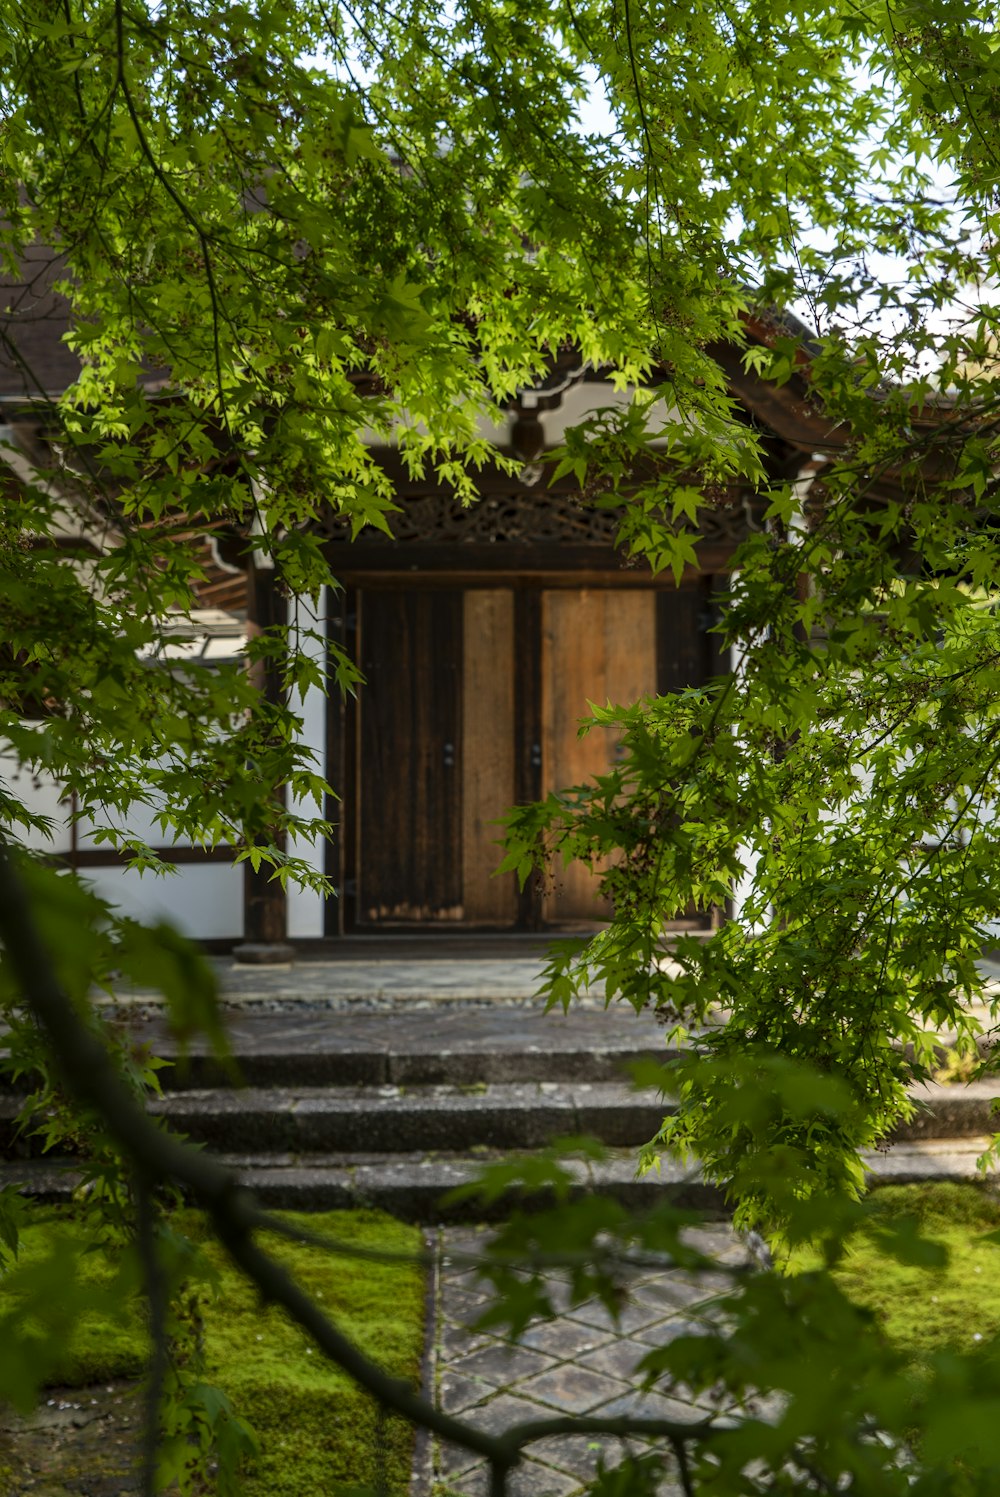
[864,1135,998,1181]
[40,1005,677,1091]
[140,1081,669,1154]
[1,1137,997,1219]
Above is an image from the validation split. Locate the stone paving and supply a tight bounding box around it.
[94,946,1000,1030]
[101,945,564,1008]
[425,1223,755,1497]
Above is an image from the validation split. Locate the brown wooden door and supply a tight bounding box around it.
[356,588,463,923]
[354,586,519,927]
[541,588,657,925]
[346,580,704,931]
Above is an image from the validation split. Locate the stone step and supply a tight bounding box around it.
[2,1076,996,1161]
[0,1148,721,1221]
[895,1080,1000,1142]
[153,1081,672,1153]
[3,1136,996,1222]
[0,1081,673,1158]
[865,1135,998,1183]
[1,1007,675,1091]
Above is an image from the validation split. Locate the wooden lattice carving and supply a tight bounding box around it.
[322,488,753,547]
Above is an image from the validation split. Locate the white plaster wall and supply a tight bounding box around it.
[81,861,243,940]
[285,592,329,939]
[3,749,243,941]
[0,752,71,853]
[75,789,194,850]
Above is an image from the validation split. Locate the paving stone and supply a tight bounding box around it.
[516,1318,615,1360]
[446,1267,493,1292]
[514,1364,631,1415]
[564,1296,675,1335]
[632,1272,727,1311]
[463,1393,554,1438]
[440,1324,493,1359]
[437,1458,490,1496]
[442,1284,494,1324]
[680,1225,741,1257]
[739,1390,788,1424]
[575,1338,656,1383]
[594,1390,712,1427]
[440,1371,493,1416]
[440,1457,581,1497]
[438,1439,483,1478]
[452,1342,558,1389]
[633,1318,713,1349]
[536,1277,574,1314]
[507,1458,583,1497]
[525,1433,651,1483]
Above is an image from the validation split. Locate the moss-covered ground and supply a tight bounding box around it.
[829,1183,1000,1364]
[0,1206,426,1496]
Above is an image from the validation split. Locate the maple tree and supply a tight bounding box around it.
[3,0,1000,1490]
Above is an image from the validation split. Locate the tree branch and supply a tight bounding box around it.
[0,839,726,1480]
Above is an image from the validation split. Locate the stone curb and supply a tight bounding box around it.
[2,1076,996,1161]
[1,1007,676,1090]
[3,1138,997,1220]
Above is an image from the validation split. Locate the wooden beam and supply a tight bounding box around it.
[323,588,347,937]
[69,845,236,868]
[322,542,741,580]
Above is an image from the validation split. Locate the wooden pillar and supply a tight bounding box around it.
[232,556,294,963]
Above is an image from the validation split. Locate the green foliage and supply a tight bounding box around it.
[828,1183,1000,1363]
[508,578,1000,1227]
[0,1206,425,1496]
[4,0,1000,1491]
[2,0,998,889]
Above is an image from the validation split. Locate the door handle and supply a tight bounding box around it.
[529,743,542,769]
[443,741,455,768]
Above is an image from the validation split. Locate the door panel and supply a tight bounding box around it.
[357,589,463,922]
[462,590,518,922]
[541,589,656,924]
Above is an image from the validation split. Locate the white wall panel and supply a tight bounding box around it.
[286,592,328,939]
[75,788,193,850]
[0,752,71,853]
[81,862,243,941]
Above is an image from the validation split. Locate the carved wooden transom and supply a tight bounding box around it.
[322,488,753,547]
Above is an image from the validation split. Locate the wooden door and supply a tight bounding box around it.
[461,590,518,923]
[541,588,657,925]
[356,588,463,923]
[345,580,700,931]
[353,587,518,927]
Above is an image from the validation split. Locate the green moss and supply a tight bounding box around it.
[831,1184,1000,1363]
[1,1207,426,1495]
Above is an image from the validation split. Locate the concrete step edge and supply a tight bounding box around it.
[2,1078,996,1139]
[0,1045,678,1092]
[3,1137,996,1221]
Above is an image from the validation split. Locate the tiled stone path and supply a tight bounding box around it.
[426,1224,753,1497]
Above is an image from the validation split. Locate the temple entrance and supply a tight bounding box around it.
[333,577,720,932]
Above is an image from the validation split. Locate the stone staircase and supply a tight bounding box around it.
[1,1005,998,1219]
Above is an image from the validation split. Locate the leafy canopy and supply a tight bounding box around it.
[1,0,994,876]
[4,0,1000,1492]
